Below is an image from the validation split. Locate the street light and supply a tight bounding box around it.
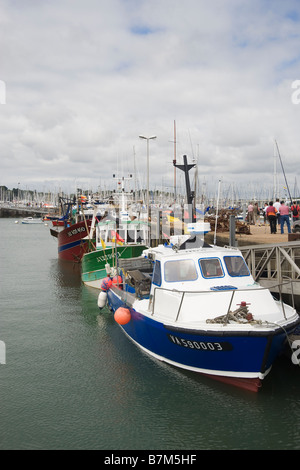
[139,135,157,226]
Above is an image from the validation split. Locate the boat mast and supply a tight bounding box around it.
[275,140,293,205]
[174,155,195,223]
[173,120,177,203]
[273,140,278,201]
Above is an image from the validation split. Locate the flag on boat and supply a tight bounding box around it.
[111,231,125,244]
[112,237,123,246]
[100,238,106,250]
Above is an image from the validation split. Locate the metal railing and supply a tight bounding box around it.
[240,243,300,295]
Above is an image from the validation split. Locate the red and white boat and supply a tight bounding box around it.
[50,197,95,263]
[54,219,93,262]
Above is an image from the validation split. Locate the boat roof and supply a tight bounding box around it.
[144,235,240,261]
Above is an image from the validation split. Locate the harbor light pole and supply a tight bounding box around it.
[139,135,157,224]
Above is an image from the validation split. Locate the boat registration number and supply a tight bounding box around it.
[67,227,86,237]
[167,334,232,351]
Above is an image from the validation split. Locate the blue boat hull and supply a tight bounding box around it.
[107,289,297,392]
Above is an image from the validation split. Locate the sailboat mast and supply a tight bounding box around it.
[173,120,177,202]
[275,140,293,205]
[273,141,277,200]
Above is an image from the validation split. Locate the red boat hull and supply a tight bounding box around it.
[57,220,92,262]
[52,220,65,227]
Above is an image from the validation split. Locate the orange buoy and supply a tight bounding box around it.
[114,307,131,325]
[112,275,123,289]
[100,277,113,291]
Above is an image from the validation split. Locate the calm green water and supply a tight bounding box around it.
[0,217,300,450]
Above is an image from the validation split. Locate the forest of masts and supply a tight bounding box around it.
[1,171,299,211]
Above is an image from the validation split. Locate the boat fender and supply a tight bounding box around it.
[97,291,107,309]
[112,275,123,289]
[114,307,131,325]
[100,277,113,291]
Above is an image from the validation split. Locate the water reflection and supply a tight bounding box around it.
[50,259,82,290]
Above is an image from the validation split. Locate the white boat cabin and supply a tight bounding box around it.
[134,240,283,325]
[144,238,253,294]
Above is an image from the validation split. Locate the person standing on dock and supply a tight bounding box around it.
[247,202,254,225]
[278,201,291,234]
[291,201,300,222]
[266,201,278,234]
[274,198,281,227]
[263,202,269,225]
[253,203,260,225]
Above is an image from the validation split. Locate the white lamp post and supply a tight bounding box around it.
[139,135,157,225]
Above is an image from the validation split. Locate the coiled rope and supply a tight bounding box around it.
[206,305,261,325]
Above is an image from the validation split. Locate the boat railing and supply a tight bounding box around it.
[150,278,297,324]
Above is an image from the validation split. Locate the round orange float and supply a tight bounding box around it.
[114,307,131,325]
[112,275,123,288]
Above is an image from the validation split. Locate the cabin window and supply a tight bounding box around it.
[224,256,250,277]
[199,258,224,278]
[164,259,198,282]
[152,260,162,286]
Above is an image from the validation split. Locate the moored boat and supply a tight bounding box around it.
[97,155,300,392]
[81,218,149,288]
[56,218,93,262]
[21,217,44,224]
[52,219,65,227]
[50,196,95,262]
[101,225,299,392]
[82,174,149,287]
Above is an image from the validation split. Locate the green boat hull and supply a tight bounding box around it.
[81,244,148,289]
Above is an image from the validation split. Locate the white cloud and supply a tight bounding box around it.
[0,0,300,200]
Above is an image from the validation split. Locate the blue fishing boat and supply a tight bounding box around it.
[101,229,299,392]
[98,156,300,392]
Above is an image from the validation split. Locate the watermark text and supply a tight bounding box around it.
[291,340,300,365]
[291,80,300,104]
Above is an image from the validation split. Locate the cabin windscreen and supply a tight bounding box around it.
[164,259,198,282]
[199,258,224,278]
[223,256,250,277]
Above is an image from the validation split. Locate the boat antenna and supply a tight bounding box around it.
[274,140,293,205]
[173,120,177,202]
[174,154,195,223]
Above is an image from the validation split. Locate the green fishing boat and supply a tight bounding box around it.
[81,218,149,289]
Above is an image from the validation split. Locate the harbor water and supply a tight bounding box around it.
[0,217,300,450]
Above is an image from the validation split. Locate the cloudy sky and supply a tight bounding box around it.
[1,0,300,200]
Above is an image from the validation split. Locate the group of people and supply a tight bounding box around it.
[247,199,300,234]
[246,202,260,225]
